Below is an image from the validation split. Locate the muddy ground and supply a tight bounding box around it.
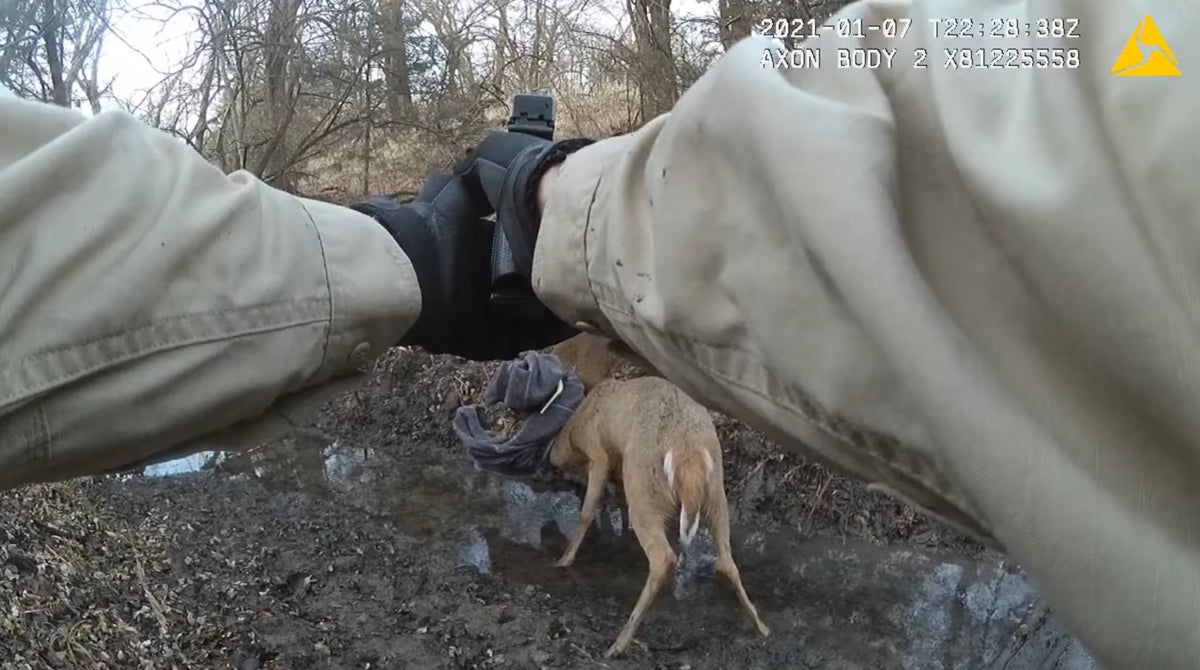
[1,349,1095,669]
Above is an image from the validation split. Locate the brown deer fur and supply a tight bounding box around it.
[547,356,770,658]
[550,332,623,392]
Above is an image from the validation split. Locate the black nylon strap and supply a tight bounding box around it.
[349,199,441,346]
[499,138,597,278]
[526,138,596,223]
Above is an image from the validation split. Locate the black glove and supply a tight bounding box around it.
[453,131,595,282]
[349,172,576,361]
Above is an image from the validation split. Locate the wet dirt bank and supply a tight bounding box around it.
[2,349,1096,669]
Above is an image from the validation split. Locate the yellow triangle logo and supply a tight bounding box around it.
[1111,15,1180,76]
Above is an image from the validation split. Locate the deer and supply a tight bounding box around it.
[547,334,771,659]
[549,332,627,392]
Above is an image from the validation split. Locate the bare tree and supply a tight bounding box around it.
[0,0,112,107]
[627,0,675,122]
[411,0,490,99]
[131,0,383,189]
[717,0,751,49]
[378,0,412,118]
[3,0,818,196]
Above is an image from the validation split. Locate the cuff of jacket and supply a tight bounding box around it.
[532,135,636,336]
[296,196,421,381]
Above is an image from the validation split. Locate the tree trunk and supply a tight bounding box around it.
[40,0,69,106]
[256,0,302,187]
[627,0,676,122]
[380,0,412,118]
[531,0,544,89]
[718,0,752,51]
[362,6,374,194]
[492,0,510,92]
[443,37,463,97]
[82,44,104,115]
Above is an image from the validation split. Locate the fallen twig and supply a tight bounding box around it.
[133,554,170,636]
[802,472,835,532]
[569,642,611,668]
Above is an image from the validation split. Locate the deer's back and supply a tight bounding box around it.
[573,377,720,465]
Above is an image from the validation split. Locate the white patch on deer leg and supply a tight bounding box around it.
[702,449,714,477]
[663,450,675,488]
[679,508,701,547]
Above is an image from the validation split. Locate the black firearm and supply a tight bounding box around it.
[489,93,555,322]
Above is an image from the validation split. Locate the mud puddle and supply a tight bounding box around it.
[134,436,1096,670]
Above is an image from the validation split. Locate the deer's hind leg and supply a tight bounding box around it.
[708,485,770,637]
[554,448,610,568]
[604,500,676,659]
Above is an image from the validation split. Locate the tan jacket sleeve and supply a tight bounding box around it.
[0,94,420,488]
[533,1,1200,668]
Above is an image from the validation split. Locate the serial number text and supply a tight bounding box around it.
[926,47,1081,69]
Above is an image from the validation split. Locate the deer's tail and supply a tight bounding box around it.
[663,447,714,548]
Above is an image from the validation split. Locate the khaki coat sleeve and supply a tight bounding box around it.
[0,94,420,488]
[533,3,1200,668]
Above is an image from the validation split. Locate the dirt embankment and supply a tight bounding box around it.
[1,348,1024,670]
